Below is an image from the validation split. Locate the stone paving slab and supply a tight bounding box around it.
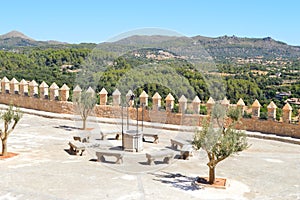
[0,110,299,199]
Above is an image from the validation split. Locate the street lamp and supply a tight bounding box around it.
[121,103,124,149]
[121,93,145,152]
[136,102,139,151]
[126,94,135,130]
[122,94,135,150]
[141,103,144,131]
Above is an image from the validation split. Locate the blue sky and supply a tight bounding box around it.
[1,0,299,45]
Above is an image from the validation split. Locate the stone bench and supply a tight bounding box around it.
[73,135,89,143]
[96,150,124,164]
[180,145,194,160]
[143,133,159,144]
[170,138,189,150]
[145,150,174,165]
[73,130,91,143]
[100,131,120,140]
[68,141,86,156]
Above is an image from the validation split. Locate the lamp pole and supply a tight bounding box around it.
[127,104,129,131]
[136,103,139,152]
[127,94,135,131]
[136,103,139,133]
[121,104,124,149]
[142,103,144,131]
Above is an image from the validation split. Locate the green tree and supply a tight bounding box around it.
[73,87,97,130]
[0,105,23,156]
[193,104,248,184]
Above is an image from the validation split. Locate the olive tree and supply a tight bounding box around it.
[73,87,97,130]
[0,105,22,156]
[193,103,248,184]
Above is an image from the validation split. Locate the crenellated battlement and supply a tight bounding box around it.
[0,77,299,138]
[0,77,73,114]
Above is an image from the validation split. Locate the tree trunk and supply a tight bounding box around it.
[82,118,86,130]
[208,165,215,184]
[2,138,8,156]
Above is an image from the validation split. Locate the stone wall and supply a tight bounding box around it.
[0,77,299,138]
[0,93,73,114]
[238,118,300,138]
[94,105,206,127]
[93,105,300,138]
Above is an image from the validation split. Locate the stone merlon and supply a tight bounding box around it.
[267,101,277,109]
[99,88,108,95]
[178,95,187,103]
[282,103,292,111]
[252,99,261,108]
[192,96,201,103]
[152,92,161,100]
[237,98,245,106]
[165,93,175,101]
[139,90,149,98]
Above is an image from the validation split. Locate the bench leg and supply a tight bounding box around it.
[100,132,107,140]
[80,149,85,156]
[153,136,159,144]
[171,143,175,149]
[82,138,88,143]
[147,158,154,165]
[163,157,172,164]
[70,146,81,156]
[174,144,178,150]
[116,156,123,164]
[69,146,74,154]
[73,136,81,142]
[97,155,105,162]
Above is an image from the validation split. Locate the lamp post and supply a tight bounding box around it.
[136,103,139,132]
[127,104,129,131]
[122,94,135,150]
[121,93,145,152]
[136,103,139,152]
[126,94,135,131]
[121,103,124,149]
[141,103,144,131]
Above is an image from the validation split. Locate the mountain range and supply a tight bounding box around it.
[1,30,300,61]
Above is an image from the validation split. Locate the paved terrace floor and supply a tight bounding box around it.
[0,107,300,200]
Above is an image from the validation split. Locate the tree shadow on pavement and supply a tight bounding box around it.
[151,171,200,191]
[54,125,80,131]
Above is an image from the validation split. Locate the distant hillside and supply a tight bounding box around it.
[100,35,300,62]
[0,31,67,49]
[193,35,300,60]
[1,30,300,62]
